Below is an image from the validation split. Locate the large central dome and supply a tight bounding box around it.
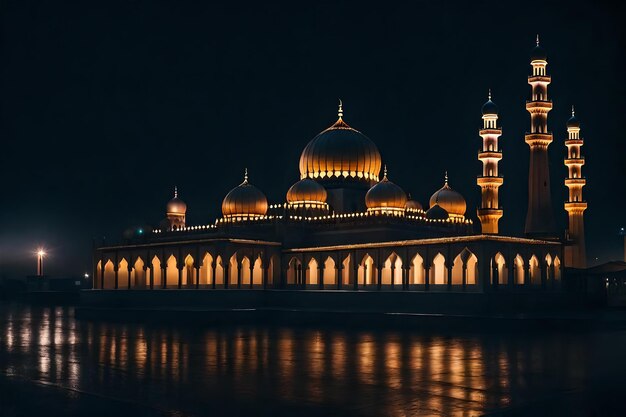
[299,103,382,183]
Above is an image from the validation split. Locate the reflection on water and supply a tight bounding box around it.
[0,303,625,416]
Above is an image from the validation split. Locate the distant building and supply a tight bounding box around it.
[94,39,585,293]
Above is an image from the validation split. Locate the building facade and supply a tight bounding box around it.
[94,39,581,294]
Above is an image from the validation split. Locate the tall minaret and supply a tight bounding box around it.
[564,107,587,268]
[524,35,556,237]
[477,90,503,234]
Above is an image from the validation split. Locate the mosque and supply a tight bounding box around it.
[93,38,587,294]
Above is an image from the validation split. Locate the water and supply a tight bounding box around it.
[0,303,625,416]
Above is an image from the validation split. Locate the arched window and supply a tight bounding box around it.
[151,256,162,288]
[200,253,213,286]
[358,254,376,286]
[287,257,301,285]
[166,255,178,287]
[306,258,319,285]
[118,258,129,289]
[323,257,336,286]
[529,255,540,285]
[132,257,145,288]
[253,256,263,285]
[514,255,525,284]
[409,253,425,285]
[431,253,447,285]
[103,260,115,289]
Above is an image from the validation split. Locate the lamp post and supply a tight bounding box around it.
[36,249,46,276]
[620,227,626,262]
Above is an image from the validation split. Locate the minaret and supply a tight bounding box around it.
[564,107,587,268]
[524,35,556,237]
[477,90,503,234]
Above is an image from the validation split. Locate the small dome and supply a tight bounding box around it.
[426,204,449,220]
[287,178,327,204]
[299,101,382,183]
[531,36,547,61]
[429,174,466,218]
[167,187,187,215]
[222,170,268,219]
[482,98,498,115]
[405,194,423,211]
[365,168,407,213]
[567,107,580,128]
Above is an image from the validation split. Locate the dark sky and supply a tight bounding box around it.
[1,0,625,277]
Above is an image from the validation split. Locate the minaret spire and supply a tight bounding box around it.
[564,109,587,267]
[524,36,556,237]
[477,92,503,234]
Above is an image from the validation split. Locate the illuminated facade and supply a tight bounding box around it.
[524,36,557,238]
[94,38,588,293]
[564,107,587,268]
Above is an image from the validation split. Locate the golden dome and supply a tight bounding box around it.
[405,193,423,212]
[166,187,187,215]
[222,170,268,220]
[365,167,407,214]
[299,101,382,183]
[287,178,327,206]
[429,173,466,218]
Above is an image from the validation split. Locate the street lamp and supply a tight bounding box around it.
[36,249,46,276]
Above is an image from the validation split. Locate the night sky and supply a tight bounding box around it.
[1,0,624,278]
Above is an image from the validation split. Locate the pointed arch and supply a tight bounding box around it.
[409,253,425,285]
[358,254,376,286]
[95,260,102,289]
[103,260,115,289]
[268,255,278,286]
[492,252,507,285]
[431,253,447,285]
[381,253,402,286]
[553,256,561,281]
[529,255,540,285]
[545,253,553,281]
[151,255,162,288]
[215,255,224,285]
[287,257,301,285]
[199,252,213,286]
[132,257,145,288]
[253,255,263,285]
[514,254,525,284]
[451,253,464,285]
[323,256,336,286]
[182,254,196,286]
[241,256,251,286]
[465,251,478,285]
[229,254,238,286]
[166,255,179,287]
[306,257,319,285]
[342,254,351,286]
[118,258,129,289]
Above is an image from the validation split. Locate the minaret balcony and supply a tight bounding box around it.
[477,176,504,186]
[479,128,502,135]
[525,133,553,146]
[565,178,586,186]
[528,75,551,83]
[525,101,553,111]
[564,201,588,213]
[478,151,502,161]
[565,139,584,146]
[564,157,585,165]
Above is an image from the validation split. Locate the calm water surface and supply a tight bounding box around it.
[0,303,625,417]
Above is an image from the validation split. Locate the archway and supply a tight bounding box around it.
[95,261,102,289]
[451,253,463,285]
[166,255,178,287]
[529,255,540,285]
[554,256,562,281]
[323,256,336,287]
[253,256,263,285]
[409,253,425,285]
[306,258,319,286]
[103,260,115,289]
[431,253,447,285]
[545,254,553,281]
[492,252,507,285]
[358,254,376,287]
[182,255,196,287]
[514,255,525,284]
[342,255,351,286]
[465,252,478,285]
[229,254,238,286]
[132,257,145,288]
[200,252,213,286]
[287,257,301,285]
[151,256,162,288]
[118,258,129,289]
[215,256,224,286]
[241,256,251,286]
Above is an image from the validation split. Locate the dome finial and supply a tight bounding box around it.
[244,167,248,183]
[174,186,178,198]
[571,105,575,117]
[536,34,540,46]
[338,99,343,119]
[444,171,449,185]
[383,164,388,179]
[488,88,492,101]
